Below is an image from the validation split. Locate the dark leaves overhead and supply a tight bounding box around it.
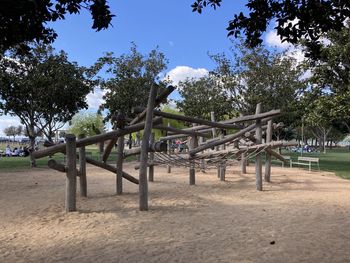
[192,0,350,57]
[0,0,114,51]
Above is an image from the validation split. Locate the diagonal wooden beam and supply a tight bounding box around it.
[85,157,139,184]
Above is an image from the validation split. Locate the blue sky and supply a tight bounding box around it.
[1,0,293,136]
[51,0,247,69]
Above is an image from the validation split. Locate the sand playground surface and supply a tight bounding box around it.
[1,162,350,263]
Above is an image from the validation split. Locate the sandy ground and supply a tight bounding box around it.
[1,162,350,263]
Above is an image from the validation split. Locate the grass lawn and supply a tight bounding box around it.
[1,146,349,180]
[0,146,136,172]
[278,147,350,179]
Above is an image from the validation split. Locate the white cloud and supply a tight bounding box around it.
[86,87,106,110]
[265,30,292,49]
[165,66,209,86]
[265,29,307,63]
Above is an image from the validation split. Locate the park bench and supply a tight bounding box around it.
[291,156,320,171]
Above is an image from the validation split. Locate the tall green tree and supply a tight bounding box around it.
[301,23,350,151]
[3,126,17,141]
[0,43,93,164]
[68,113,105,137]
[97,43,168,121]
[176,75,233,121]
[210,42,306,127]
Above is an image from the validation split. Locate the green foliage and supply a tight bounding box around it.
[176,75,233,121]
[68,113,105,137]
[0,43,92,143]
[96,43,169,121]
[3,125,22,140]
[131,106,187,140]
[0,0,114,52]
[210,41,306,126]
[192,0,350,58]
[305,22,350,124]
[300,23,350,147]
[161,105,187,129]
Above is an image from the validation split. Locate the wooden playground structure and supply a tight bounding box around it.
[32,85,295,212]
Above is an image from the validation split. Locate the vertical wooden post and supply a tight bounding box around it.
[264,120,272,182]
[167,122,171,173]
[210,111,220,178]
[99,140,104,161]
[78,134,87,197]
[210,111,218,149]
[149,133,155,182]
[189,134,198,185]
[139,84,158,211]
[255,103,263,191]
[116,134,124,195]
[65,134,77,212]
[136,131,141,161]
[199,136,206,173]
[219,133,226,181]
[241,153,247,174]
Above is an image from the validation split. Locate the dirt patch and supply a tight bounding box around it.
[1,163,350,262]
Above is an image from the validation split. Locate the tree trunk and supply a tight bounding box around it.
[129,133,133,149]
[29,135,36,167]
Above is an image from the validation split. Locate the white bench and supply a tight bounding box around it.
[291,156,320,171]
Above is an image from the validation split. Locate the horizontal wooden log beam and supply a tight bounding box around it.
[33,117,163,160]
[134,107,244,130]
[194,141,297,160]
[47,159,81,176]
[85,157,139,184]
[181,110,280,132]
[244,133,287,163]
[124,147,141,157]
[48,159,66,173]
[150,141,168,152]
[156,125,211,140]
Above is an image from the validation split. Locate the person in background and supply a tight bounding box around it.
[5,145,11,157]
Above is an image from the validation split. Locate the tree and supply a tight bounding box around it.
[302,93,335,153]
[97,43,169,121]
[16,125,23,138]
[0,43,93,165]
[306,22,350,125]
[210,42,306,127]
[68,113,105,137]
[3,125,23,141]
[301,22,350,151]
[192,0,350,57]
[0,0,113,52]
[3,126,17,141]
[176,75,233,121]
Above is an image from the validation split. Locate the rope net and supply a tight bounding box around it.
[151,144,270,169]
